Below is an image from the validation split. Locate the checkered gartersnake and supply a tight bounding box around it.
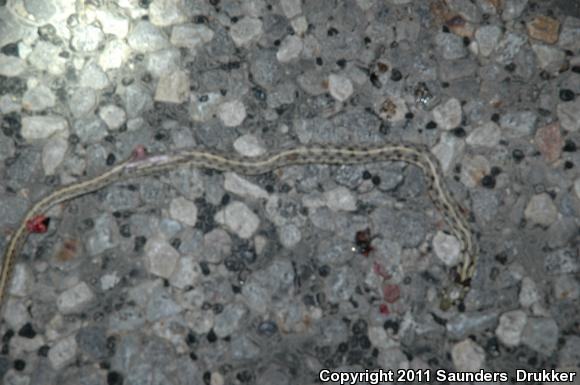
[0,144,478,314]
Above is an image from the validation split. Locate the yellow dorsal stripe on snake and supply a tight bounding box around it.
[0,144,478,312]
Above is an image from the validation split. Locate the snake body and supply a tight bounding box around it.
[0,144,477,312]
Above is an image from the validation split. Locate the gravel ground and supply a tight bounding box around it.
[0,0,579,384]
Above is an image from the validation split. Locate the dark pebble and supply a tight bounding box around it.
[18,323,36,339]
[452,127,466,137]
[481,175,496,188]
[512,149,525,162]
[563,139,576,152]
[559,89,575,102]
[13,359,25,371]
[390,69,402,81]
[425,121,437,130]
[107,371,123,385]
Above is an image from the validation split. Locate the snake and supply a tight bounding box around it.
[0,143,478,314]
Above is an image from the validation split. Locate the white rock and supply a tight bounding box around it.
[230,18,263,47]
[279,223,302,248]
[203,229,232,264]
[0,54,26,77]
[71,25,104,52]
[154,70,190,104]
[170,24,214,49]
[328,74,354,102]
[42,132,68,175]
[433,98,462,130]
[96,9,129,38]
[127,21,169,53]
[48,335,77,370]
[475,25,502,57]
[451,339,485,372]
[170,256,202,289]
[169,197,198,227]
[496,310,527,347]
[291,16,308,36]
[99,39,130,70]
[218,100,247,127]
[8,264,32,297]
[325,186,357,211]
[3,299,28,329]
[277,35,303,63]
[519,276,540,308]
[524,193,558,226]
[22,84,56,112]
[57,282,95,314]
[233,134,266,157]
[280,0,302,18]
[532,44,566,74]
[224,173,269,199]
[215,201,260,239]
[466,121,501,147]
[433,231,462,267]
[28,41,67,75]
[79,63,110,90]
[144,235,180,278]
[98,104,127,130]
[149,0,189,26]
[557,99,580,132]
[21,116,68,141]
[432,133,464,173]
[100,272,120,291]
[146,48,181,77]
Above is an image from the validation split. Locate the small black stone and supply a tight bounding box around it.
[490,166,502,176]
[504,63,516,72]
[442,25,450,33]
[38,345,50,357]
[236,370,253,382]
[563,139,577,152]
[390,69,402,81]
[2,330,14,343]
[559,89,575,102]
[336,58,347,68]
[206,329,217,343]
[107,371,123,385]
[1,43,19,56]
[495,253,508,265]
[564,161,574,169]
[405,112,414,119]
[491,113,500,122]
[362,170,372,180]
[13,359,25,371]
[425,121,437,130]
[512,149,525,162]
[452,127,466,138]
[106,153,116,166]
[18,323,36,339]
[371,175,381,186]
[319,265,331,277]
[134,236,147,252]
[462,36,471,46]
[327,27,339,36]
[315,57,323,65]
[572,65,580,74]
[199,261,210,276]
[481,175,496,188]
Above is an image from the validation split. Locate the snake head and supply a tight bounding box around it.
[26,215,50,233]
[131,145,148,161]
